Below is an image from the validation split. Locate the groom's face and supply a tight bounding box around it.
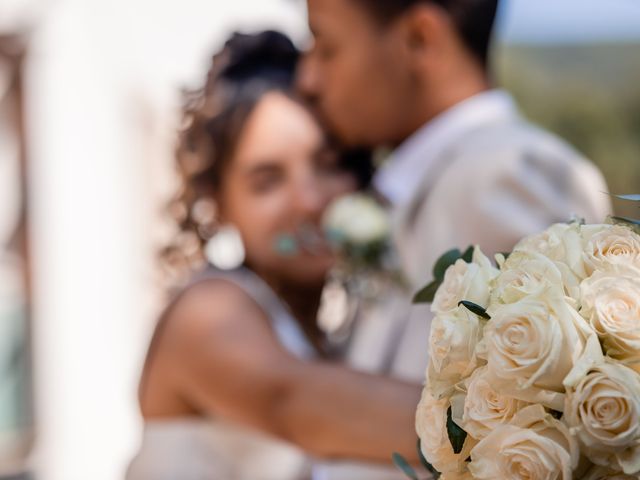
[300,0,419,148]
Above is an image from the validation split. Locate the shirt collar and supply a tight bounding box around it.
[373,89,520,207]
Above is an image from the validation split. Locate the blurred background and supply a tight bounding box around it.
[0,0,638,479]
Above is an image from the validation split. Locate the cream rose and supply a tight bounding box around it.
[468,405,579,480]
[440,471,473,480]
[431,248,498,315]
[583,465,638,480]
[461,367,530,440]
[581,224,640,276]
[427,306,484,398]
[416,389,475,474]
[564,362,640,475]
[512,223,590,296]
[514,222,582,266]
[490,251,576,306]
[580,269,640,367]
[484,292,600,411]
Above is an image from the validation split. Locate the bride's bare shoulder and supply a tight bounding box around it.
[140,278,280,417]
[163,278,273,343]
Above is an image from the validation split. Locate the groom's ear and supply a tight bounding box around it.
[399,3,459,70]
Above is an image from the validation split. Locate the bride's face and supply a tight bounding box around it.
[218,91,356,286]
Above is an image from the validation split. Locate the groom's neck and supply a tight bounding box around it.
[397,65,491,147]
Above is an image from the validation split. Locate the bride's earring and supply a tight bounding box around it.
[205,224,245,270]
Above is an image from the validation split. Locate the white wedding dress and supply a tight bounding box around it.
[126,267,316,480]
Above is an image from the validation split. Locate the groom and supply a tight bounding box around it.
[299,0,611,360]
[299,0,612,289]
[299,0,611,477]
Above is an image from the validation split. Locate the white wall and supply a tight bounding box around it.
[25,1,307,479]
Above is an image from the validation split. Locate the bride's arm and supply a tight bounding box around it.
[160,280,421,464]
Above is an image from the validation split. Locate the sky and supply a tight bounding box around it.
[2,0,639,45]
[499,0,640,44]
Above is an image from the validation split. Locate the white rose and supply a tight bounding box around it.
[416,389,475,474]
[583,465,638,480]
[462,366,530,440]
[514,223,583,267]
[323,194,390,245]
[485,291,601,411]
[431,248,498,315]
[564,362,640,475]
[440,471,473,480]
[512,223,587,296]
[427,306,484,399]
[490,251,577,306]
[468,405,579,480]
[580,269,640,368]
[581,224,640,276]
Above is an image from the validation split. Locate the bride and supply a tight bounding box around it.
[126,31,420,480]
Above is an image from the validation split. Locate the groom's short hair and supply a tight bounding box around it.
[352,0,499,68]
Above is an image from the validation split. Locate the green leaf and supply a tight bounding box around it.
[614,194,640,202]
[413,280,440,304]
[392,453,419,480]
[461,245,474,263]
[415,247,478,305]
[458,300,491,320]
[432,249,463,281]
[550,409,563,420]
[417,439,441,479]
[447,407,468,454]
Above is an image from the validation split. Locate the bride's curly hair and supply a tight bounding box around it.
[162,31,372,281]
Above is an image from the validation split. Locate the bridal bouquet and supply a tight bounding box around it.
[399,201,640,479]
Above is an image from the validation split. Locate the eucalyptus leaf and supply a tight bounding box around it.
[413,280,440,304]
[447,407,468,454]
[550,410,563,420]
[415,246,477,305]
[461,245,474,263]
[417,439,441,479]
[458,300,491,320]
[614,194,640,202]
[392,453,419,480]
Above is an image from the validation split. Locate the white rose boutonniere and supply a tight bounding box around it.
[319,193,400,341]
[323,193,390,254]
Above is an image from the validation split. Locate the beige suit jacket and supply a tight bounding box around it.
[390,116,612,382]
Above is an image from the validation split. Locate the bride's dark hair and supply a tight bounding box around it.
[162,31,372,279]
